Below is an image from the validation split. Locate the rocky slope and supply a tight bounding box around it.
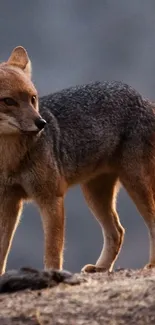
[0,268,155,325]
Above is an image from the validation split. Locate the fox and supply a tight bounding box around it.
[0,46,155,276]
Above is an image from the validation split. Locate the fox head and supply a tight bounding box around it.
[0,46,46,135]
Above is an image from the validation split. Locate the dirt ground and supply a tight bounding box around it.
[0,268,155,325]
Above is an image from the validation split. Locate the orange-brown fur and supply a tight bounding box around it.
[0,46,46,274]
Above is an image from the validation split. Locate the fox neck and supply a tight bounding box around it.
[0,134,30,173]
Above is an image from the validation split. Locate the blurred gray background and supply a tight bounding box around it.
[0,0,154,272]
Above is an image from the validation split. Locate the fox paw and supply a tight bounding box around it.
[144,263,155,269]
[81,264,107,273]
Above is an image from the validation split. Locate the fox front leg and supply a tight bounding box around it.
[37,195,65,270]
[0,191,23,275]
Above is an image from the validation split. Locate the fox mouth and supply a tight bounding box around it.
[8,122,42,135]
[21,129,42,136]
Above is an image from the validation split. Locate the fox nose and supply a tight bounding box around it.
[35,117,46,131]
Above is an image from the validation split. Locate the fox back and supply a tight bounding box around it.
[39,81,155,184]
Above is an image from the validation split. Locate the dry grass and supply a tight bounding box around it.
[0,268,155,325]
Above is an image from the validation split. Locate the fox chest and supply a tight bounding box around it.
[0,172,18,186]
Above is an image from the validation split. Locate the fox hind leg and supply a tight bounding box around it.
[120,165,155,269]
[81,173,125,273]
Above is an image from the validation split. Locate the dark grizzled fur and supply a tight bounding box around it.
[38,81,154,181]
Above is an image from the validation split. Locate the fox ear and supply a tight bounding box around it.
[7,46,32,78]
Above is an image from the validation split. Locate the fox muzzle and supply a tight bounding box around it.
[35,117,46,131]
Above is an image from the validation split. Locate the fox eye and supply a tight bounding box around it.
[31,95,36,105]
[3,97,17,106]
